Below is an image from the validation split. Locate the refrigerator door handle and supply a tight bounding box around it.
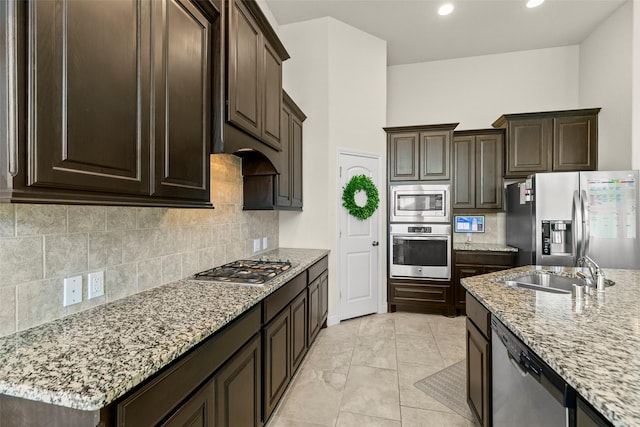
[573,190,582,259]
[581,190,590,256]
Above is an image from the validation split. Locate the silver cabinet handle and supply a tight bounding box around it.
[372,241,379,246]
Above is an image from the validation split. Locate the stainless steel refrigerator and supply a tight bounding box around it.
[506,170,640,269]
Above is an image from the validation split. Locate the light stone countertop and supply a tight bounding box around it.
[461,266,640,427]
[453,242,518,252]
[0,248,329,412]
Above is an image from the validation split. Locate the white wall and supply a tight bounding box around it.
[387,46,580,130]
[634,0,640,169]
[580,1,633,170]
[279,17,387,322]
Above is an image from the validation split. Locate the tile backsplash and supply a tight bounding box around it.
[452,212,506,245]
[0,154,278,337]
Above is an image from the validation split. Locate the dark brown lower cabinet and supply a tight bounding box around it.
[308,277,321,343]
[454,250,516,314]
[319,271,328,327]
[263,308,291,418]
[576,396,614,427]
[290,291,308,373]
[466,318,490,427]
[161,380,215,427]
[466,294,491,427]
[215,334,261,427]
[387,279,455,316]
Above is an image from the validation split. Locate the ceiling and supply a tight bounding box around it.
[263,0,627,65]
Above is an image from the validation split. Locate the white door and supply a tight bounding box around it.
[338,152,380,321]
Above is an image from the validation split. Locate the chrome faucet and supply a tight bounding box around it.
[576,256,604,287]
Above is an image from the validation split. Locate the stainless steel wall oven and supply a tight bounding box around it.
[389,223,451,280]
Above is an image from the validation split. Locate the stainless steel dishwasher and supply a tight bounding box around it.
[491,317,576,427]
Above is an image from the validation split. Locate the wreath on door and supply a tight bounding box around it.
[342,174,379,220]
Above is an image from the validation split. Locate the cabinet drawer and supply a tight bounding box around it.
[116,306,260,426]
[308,256,328,283]
[466,294,490,338]
[455,251,516,267]
[390,283,449,304]
[263,271,307,323]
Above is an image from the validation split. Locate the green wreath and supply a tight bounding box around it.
[342,174,379,220]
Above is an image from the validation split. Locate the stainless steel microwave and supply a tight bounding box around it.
[389,184,450,223]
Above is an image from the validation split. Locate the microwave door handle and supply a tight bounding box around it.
[581,190,590,256]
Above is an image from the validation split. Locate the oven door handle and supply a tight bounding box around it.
[391,236,450,240]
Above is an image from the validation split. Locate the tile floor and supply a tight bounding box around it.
[267,312,480,427]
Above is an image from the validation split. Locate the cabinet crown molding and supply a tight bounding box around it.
[383,123,459,133]
[492,107,601,128]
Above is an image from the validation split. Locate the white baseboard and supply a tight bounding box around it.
[326,314,340,327]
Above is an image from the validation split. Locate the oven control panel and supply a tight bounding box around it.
[408,226,432,233]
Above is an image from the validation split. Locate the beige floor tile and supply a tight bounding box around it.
[276,367,347,426]
[336,411,401,426]
[351,335,397,370]
[435,334,467,365]
[397,362,455,413]
[266,415,329,427]
[358,314,395,338]
[321,317,361,339]
[340,365,401,421]
[395,333,444,366]
[393,312,433,336]
[400,406,475,427]
[304,335,355,375]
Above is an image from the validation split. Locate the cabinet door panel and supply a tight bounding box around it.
[506,119,551,177]
[263,309,290,419]
[261,40,282,150]
[291,115,304,208]
[466,319,490,427]
[388,133,419,181]
[30,0,150,194]
[153,0,210,200]
[308,278,320,344]
[276,106,292,206]
[228,0,261,138]
[215,335,261,427]
[475,133,503,209]
[419,132,450,180]
[553,115,597,171]
[290,291,308,374]
[319,271,328,324]
[453,136,475,209]
[161,380,215,427]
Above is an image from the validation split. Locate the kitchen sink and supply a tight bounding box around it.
[500,272,614,294]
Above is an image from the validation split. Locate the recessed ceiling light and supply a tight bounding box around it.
[526,0,544,8]
[438,3,454,15]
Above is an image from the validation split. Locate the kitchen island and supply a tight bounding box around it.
[0,248,329,425]
[461,265,640,427]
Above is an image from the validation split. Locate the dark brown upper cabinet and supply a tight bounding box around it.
[276,91,306,210]
[453,129,504,211]
[225,0,288,160]
[385,124,458,182]
[492,108,600,178]
[0,0,217,207]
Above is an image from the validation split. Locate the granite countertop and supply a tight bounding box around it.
[453,242,518,252]
[461,266,640,427]
[0,248,329,412]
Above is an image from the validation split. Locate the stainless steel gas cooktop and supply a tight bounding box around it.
[191,259,292,285]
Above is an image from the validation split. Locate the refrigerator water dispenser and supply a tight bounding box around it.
[542,220,573,256]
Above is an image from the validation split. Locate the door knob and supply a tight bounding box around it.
[372,241,379,246]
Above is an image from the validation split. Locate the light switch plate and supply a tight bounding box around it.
[253,238,261,253]
[88,271,104,299]
[63,275,83,306]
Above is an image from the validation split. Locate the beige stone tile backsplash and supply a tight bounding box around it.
[0,154,279,337]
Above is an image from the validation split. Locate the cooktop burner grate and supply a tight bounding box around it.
[192,259,292,285]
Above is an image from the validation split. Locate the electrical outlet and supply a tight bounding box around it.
[88,271,105,299]
[253,238,261,253]
[63,275,83,306]
[262,237,268,250]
